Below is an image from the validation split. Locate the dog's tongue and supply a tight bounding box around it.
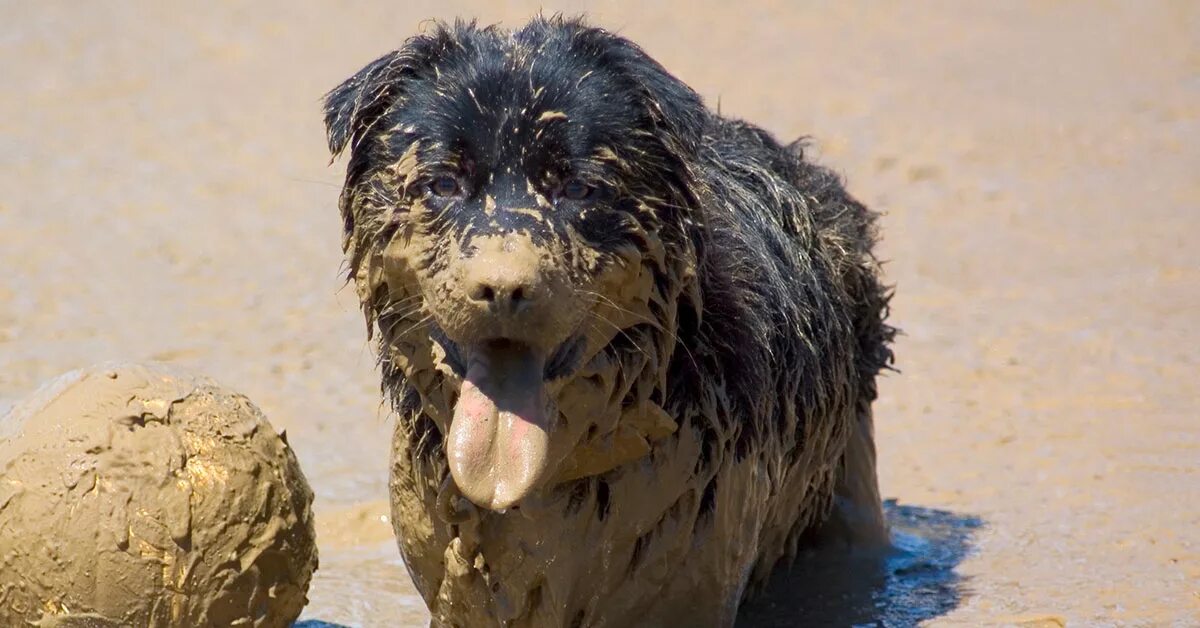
[448,343,550,511]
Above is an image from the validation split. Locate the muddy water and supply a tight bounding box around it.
[1,2,1196,626]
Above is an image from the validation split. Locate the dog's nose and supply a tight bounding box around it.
[447,232,573,352]
[468,276,533,315]
[461,233,544,320]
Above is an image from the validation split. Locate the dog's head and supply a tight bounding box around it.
[325,18,705,510]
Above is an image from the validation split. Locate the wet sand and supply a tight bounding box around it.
[1,2,1197,626]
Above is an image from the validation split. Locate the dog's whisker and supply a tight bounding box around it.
[377,297,425,318]
[584,310,656,366]
[577,288,701,373]
[381,312,434,341]
[574,289,665,332]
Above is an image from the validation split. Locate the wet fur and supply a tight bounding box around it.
[325,16,894,627]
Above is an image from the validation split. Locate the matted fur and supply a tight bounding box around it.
[324,16,894,627]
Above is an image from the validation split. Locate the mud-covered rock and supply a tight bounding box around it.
[0,363,317,627]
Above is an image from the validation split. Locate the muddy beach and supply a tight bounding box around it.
[1,2,1196,626]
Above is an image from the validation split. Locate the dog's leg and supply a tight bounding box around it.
[809,402,889,548]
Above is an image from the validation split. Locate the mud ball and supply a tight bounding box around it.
[0,363,318,627]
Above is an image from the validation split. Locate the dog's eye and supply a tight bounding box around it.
[560,178,594,202]
[429,176,460,198]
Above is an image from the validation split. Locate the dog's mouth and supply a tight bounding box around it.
[430,328,587,511]
[432,326,587,382]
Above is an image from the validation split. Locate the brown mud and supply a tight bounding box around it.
[0,363,317,627]
[1,2,1197,626]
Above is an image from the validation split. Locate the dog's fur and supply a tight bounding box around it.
[324,17,894,627]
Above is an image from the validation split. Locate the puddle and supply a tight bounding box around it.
[737,501,982,627]
[296,540,429,628]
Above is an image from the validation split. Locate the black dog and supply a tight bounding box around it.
[324,16,893,627]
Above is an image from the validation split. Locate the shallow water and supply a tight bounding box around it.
[738,502,983,627]
[2,1,1197,626]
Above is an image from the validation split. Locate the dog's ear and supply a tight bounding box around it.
[323,51,407,157]
[623,52,706,152]
[323,30,451,158]
[599,34,706,154]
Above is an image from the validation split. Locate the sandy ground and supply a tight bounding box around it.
[1,2,1197,626]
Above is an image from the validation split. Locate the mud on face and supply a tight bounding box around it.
[324,20,703,510]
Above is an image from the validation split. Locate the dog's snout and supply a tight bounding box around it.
[435,232,578,352]
[455,233,551,331]
[468,275,533,315]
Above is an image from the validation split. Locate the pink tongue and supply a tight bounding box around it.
[448,343,550,511]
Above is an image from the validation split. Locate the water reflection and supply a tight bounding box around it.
[737,501,982,627]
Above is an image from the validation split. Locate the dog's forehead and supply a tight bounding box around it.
[402,37,634,171]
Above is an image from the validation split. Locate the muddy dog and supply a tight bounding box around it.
[323,16,894,627]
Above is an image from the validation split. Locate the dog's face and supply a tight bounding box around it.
[325,19,704,510]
